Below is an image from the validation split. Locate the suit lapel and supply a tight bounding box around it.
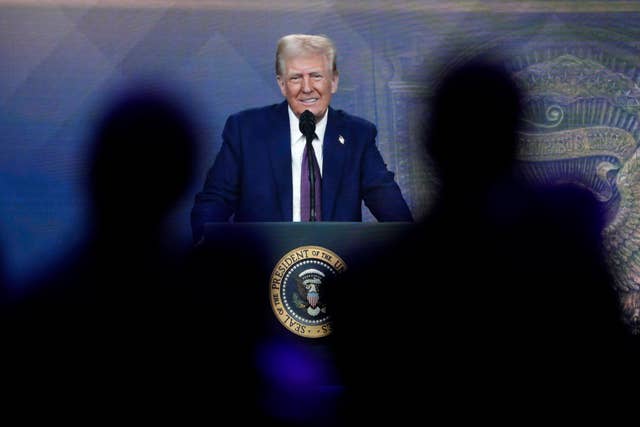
[267,101,293,221]
[322,107,347,220]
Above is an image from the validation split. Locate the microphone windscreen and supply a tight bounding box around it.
[299,110,316,138]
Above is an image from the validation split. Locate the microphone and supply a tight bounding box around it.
[299,110,317,221]
[299,109,316,141]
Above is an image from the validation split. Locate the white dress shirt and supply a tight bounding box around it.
[288,106,326,222]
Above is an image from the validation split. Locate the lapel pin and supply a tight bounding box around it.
[338,135,345,144]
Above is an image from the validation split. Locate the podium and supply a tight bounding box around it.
[195,222,415,424]
[200,221,415,339]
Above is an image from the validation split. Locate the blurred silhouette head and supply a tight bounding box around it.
[426,56,523,194]
[88,89,196,235]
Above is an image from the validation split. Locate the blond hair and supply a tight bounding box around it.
[275,34,338,76]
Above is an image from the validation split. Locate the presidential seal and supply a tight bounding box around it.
[270,245,347,338]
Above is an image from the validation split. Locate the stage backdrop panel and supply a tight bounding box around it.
[2,1,640,311]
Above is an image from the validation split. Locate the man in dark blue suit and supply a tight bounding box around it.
[191,34,412,241]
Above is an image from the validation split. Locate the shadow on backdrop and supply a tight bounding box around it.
[329,53,639,423]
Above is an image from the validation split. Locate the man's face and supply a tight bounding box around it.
[277,53,339,121]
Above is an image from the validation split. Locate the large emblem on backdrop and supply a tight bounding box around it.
[383,24,640,333]
[511,47,640,334]
[270,246,347,338]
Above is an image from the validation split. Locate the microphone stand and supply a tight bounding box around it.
[299,110,318,222]
[305,134,317,221]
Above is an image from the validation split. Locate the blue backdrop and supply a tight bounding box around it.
[2,0,640,297]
